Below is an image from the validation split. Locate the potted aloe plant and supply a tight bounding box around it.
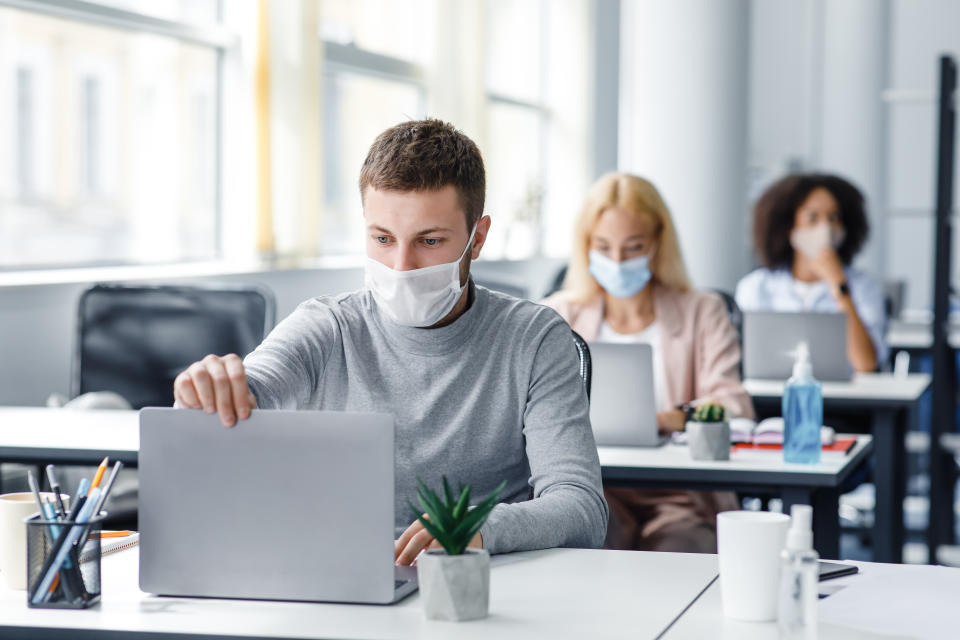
[409,476,505,622]
[686,402,731,461]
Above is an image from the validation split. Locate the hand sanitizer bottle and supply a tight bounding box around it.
[782,342,822,464]
[778,504,819,638]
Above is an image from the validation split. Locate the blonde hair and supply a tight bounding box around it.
[564,172,691,302]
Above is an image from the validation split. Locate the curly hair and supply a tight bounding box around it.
[752,173,869,268]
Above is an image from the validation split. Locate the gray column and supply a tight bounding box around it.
[619,0,750,292]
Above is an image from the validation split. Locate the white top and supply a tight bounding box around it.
[735,267,889,365]
[597,320,669,412]
[598,435,871,478]
[0,547,719,640]
[743,373,931,403]
[664,560,960,639]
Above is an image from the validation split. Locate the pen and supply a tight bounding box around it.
[89,457,109,493]
[45,465,67,518]
[26,470,45,520]
[91,460,122,518]
[79,460,123,549]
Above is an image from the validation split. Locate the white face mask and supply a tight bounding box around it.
[790,224,845,259]
[364,223,478,327]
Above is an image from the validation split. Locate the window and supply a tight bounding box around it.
[319,0,432,255]
[483,0,549,259]
[317,0,593,260]
[0,1,232,269]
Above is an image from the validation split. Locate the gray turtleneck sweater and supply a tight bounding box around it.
[243,283,608,554]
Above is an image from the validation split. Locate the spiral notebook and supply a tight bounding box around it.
[80,532,140,564]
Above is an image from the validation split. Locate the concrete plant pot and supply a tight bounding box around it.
[687,421,731,461]
[416,549,490,621]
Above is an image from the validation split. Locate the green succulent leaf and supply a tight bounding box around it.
[409,476,506,555]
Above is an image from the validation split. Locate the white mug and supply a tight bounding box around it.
[0,492,69,590]
[717,510,790,621]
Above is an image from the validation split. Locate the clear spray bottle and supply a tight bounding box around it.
[778,504,819,638]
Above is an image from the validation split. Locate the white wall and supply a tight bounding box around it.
[0,258,564,407]
[748,0,960,311]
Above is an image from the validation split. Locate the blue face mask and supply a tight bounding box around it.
[588,250,652,298]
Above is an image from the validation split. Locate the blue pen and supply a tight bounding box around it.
[31,487,100,605]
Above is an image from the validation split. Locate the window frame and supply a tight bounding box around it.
[0,0,239,269]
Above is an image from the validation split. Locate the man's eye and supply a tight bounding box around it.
[376,236,390,244]
[423,238,440,247]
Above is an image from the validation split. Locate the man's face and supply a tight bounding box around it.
[363,185,489,283]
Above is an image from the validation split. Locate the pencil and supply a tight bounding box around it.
[89,457,109,493]
[94,531,132,538]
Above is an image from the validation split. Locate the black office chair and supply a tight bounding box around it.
[571,330,591,401]
[73,283,276,409]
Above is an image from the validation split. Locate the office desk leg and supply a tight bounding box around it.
[781,488,840,559]
[873,408,906,563]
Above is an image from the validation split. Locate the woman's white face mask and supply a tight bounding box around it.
[364,223,478,327]
[790,223,845,259]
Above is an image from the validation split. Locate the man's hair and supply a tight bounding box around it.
[358,119,486,231]
[752,173,869,268]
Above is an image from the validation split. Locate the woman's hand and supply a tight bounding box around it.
[809,247,847,291]
[657,409,687,433]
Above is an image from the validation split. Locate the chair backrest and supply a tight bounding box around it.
[571,330,592,401]
[707,289,743,376]
[73,283,276,409]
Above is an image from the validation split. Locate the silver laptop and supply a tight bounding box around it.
[139,408,417,604]
[743,311,852,382]
[588,342,664,447]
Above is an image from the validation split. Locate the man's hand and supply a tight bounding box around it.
[394,516,483,566]
[173,353,256,427]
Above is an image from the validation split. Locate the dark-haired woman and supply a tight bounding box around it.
[735,173,888,372]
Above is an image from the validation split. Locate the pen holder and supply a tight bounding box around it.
[26,513,105,609]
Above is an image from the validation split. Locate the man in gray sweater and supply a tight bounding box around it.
[173,119,608,564]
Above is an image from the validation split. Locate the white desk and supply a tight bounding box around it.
[744,374,931,564]
[0,548,718,640]
[0,407,139,467]
[599,437,873,560]
[663,560,960,639]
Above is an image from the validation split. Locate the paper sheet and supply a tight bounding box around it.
[819,562,960,639]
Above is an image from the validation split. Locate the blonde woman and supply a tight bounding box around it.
[543,172,753,552]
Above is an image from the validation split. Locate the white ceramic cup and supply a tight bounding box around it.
[0,492,69,590]
[717,510,791,621]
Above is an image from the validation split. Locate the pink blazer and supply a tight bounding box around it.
[542,284,754,419]
[542,284,754,541]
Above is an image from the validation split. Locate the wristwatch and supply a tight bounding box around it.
[835,281,851,298]
[677,403,695,425]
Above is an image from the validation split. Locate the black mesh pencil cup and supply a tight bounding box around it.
[26,513,105,608]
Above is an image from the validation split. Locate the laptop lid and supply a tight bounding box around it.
[742,311,852,382]
[587,342,661,446]
[139,408,404,604]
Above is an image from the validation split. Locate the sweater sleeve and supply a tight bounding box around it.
[243,300,339,410]
[479,314,609,553]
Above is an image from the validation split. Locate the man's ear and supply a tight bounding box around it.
[470,215,492,260]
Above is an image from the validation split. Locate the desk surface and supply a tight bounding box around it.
[744,372,931,405]
[663,560,960,639]
[0,407,139,465]
[599,435,872,488]
[0,548,718,640]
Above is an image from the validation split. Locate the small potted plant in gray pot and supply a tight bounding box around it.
[686,403,731,461]
[409,476,505,622]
